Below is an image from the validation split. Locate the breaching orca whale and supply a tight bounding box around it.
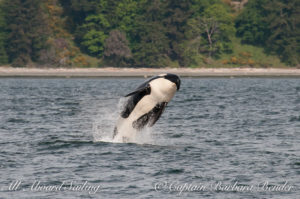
[113,73,181,142]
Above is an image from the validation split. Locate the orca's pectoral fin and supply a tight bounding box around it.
[132,102,168,130]
[132,113,150,130]
[124,83,151,97]
[148,102,168,127]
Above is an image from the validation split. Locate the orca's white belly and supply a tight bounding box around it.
[113,96,156,142]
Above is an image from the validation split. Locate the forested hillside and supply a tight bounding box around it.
[0,0,299,68]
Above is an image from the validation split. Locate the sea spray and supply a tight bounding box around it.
[92,98,123,142]
[92,97,156,144]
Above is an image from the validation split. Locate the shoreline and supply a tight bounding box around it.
[1,67,300,77]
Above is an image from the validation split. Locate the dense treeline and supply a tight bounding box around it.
[0,0,299,67]
[236,0,300,65]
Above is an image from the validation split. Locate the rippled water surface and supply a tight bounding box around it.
[0,77,299,198]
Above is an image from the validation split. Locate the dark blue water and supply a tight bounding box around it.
[0,78,299,199]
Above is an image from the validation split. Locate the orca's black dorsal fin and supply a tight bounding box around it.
[121,83,151,118]
[124,83,151,97]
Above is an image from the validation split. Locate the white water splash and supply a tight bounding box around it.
[92,97,155,144]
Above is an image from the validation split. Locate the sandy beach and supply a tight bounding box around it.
[1,67,300,77]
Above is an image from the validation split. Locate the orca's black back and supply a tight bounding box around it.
[121,89,149,118]
[120,76,161,118]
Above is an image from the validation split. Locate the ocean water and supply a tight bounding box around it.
[0,77,299,199]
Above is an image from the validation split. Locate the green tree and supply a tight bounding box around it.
[163,0,193,66]
[72,1,117,57]
[79,14,110,57]
[4,0,49,66]
[131,0,170,67]
[264,0,300,65]
[180,0,222,66]
[235,0,269,45]
[59,0,99,32]
[236,0,300,65]
[200,3,235,57]
[113,0,139,33]
[0,1,8,64]
[67,0,140,60]
[132,21,170,67]
[183,2,235,63]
